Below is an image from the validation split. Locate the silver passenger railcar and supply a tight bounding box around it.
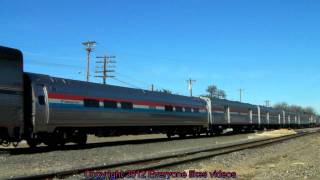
[209,98,262,133]
[25,73,208,146]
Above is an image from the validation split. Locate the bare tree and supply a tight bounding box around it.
[205,84,227,99]
[274,102,317,115]
[218,90,226,99]
[206,85,218,98]
[288,105,303,113]
[161,89,172,94]
[273,102,289,111]
[303,106,316,114]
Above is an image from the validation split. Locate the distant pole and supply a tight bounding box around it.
[186,78,196,97]
[239,88,244,102]
[150,84,154,91]
[265,100,270,107]
[95,54,116,84]
[82,41,97,82]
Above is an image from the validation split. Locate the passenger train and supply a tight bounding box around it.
[0,46,319,147]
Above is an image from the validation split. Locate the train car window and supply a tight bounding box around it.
[175,106,183,112]
[38,96,45,105]
[121,102,133,109]
[185,107,192,112]
[193,108,199,113]
[165,105,173,112]
[84,99,100,108]
[104,100,117,109]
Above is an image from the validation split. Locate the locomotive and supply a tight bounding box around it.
[0,46,318,147]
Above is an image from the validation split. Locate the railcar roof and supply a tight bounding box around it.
[0,46,23,62]
[25,73,317,114]
[211,97,256,108]
[26,73,206,106]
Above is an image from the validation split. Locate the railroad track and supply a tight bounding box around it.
[12,129,320,180]
[0,137,170,155]
[0,130,235,155]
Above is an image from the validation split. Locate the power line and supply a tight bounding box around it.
[110,77,144,90]
[113,72,150,87]
[113,72,174,93]
[26,59,84,70]
[82,41,97,82]
[110,77,182,95]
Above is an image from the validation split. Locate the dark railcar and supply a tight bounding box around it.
[0,46,24,143]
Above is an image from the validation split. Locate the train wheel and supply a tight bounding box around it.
[12,142,19,147]
[58,141,66,146]
[44,135,59,147]
[27,139,38,148]
[45,141,58,147]
[192,132,197,137]
[166,133,172,139]
[215,129,222,135]
[75,134,87,146]
[178,133,186,138]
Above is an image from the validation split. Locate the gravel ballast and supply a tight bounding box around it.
[160,132,320,180]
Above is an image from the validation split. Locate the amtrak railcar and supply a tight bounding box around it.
[25,72,208,146]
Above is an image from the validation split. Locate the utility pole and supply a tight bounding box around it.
[95,54,116,84]
[239,88,244,102]
[265,100,270,107]
[82,41,97,82]
[186,78,196,97]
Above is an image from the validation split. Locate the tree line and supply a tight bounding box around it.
[273,102,316,115]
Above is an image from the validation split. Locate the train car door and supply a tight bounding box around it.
[33,84,49,131]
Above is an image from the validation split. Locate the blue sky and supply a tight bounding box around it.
[1,0,320,112]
